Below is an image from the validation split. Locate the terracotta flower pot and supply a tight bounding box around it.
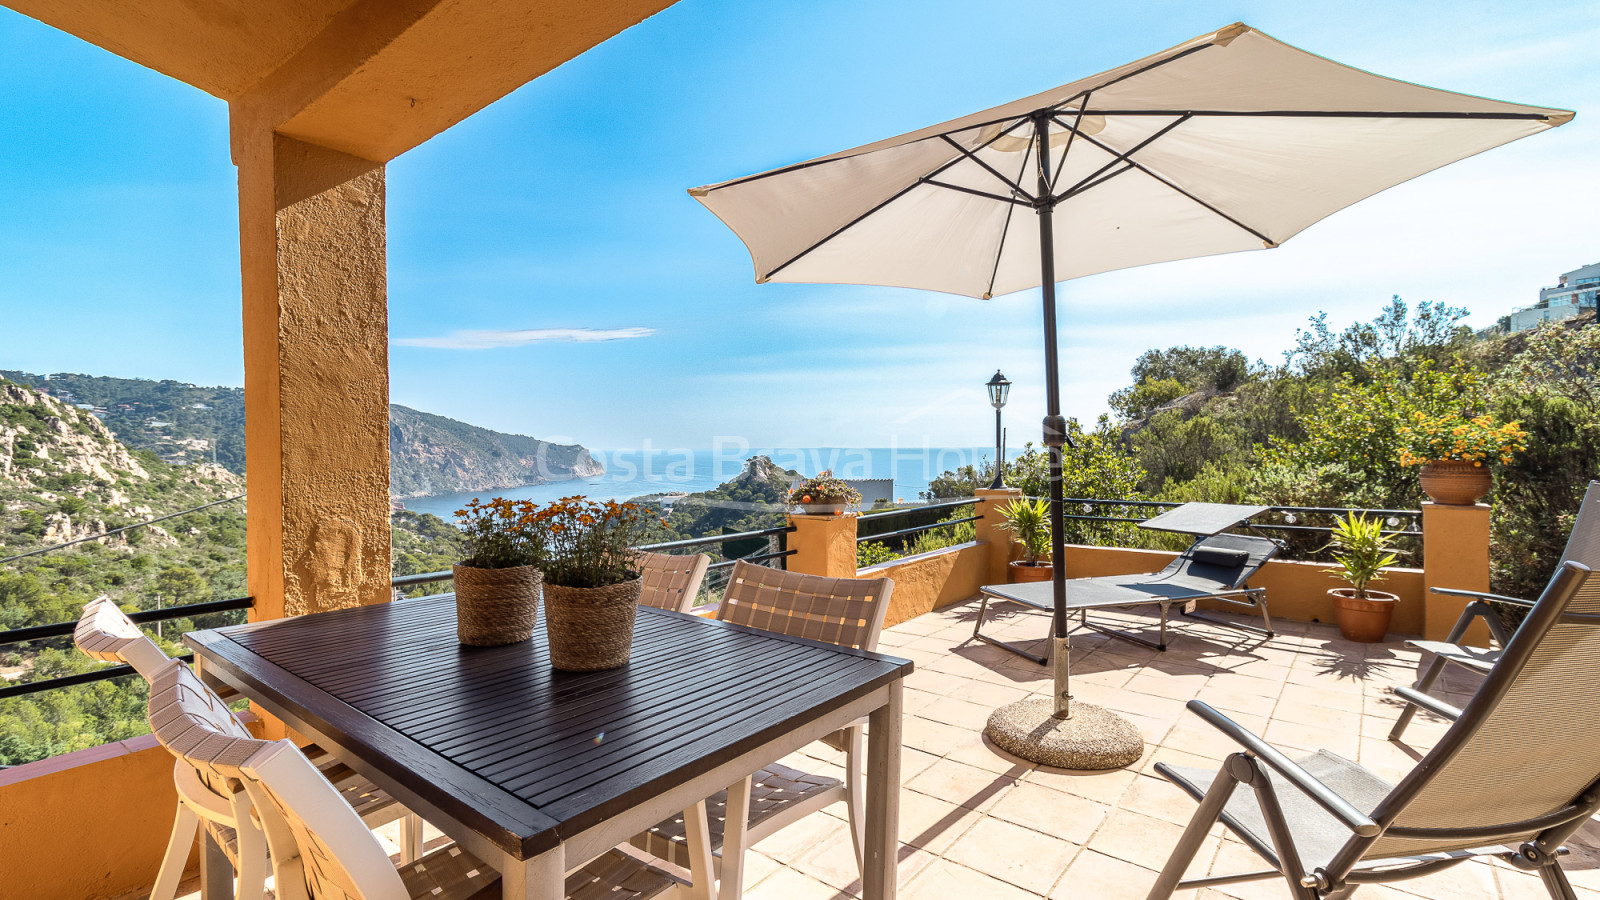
[1329,588,1398,643]
[799,502,847,516]
[1418,460,1492,506]
[1009,560,1054,583]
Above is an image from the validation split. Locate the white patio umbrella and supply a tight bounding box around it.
[689,22,1571,766]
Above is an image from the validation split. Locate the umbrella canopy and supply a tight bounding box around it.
[688,22,1570,739]
[690,23,1571,299]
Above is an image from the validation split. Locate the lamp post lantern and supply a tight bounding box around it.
[985,370,1011,489]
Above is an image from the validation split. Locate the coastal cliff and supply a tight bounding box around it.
[388,405,604,498]
[0,370,604,499]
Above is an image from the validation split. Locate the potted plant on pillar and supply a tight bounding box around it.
[1399,412,1527,506]
[1324,513,1403,642]
[538,497,661,671]
[453,497,544,647]
[788,471,862,516]
[997,496,1053,583]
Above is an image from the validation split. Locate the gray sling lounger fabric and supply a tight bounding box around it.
[1147,558,1600,900]
[1391,480,1600,740]
[974,529,1281,660]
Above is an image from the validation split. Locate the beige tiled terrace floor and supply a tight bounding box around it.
[160,597,1599,900]
[737,597,1600,900]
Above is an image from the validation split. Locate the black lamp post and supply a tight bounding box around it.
[985,370,1011,489]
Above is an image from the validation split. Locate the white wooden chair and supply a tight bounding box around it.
[630,561,894,899]
[636,551,712,614]
[73,597,422,899]
[148,658,681,900]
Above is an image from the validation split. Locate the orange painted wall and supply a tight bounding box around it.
[1055,543,1430,635]
[787,513,860,578]
[863,541,989,628]
[0,736,185,900]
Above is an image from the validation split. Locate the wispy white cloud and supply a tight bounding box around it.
[393,327,656,349]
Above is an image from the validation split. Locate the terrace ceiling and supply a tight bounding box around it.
[5,0,676,161]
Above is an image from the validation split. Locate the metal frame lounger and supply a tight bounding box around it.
[973,502,1280,661]
[1147,558,1600,900]
[1390,480,1600,741]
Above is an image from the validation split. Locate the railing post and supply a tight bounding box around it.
[787,512,859,578]
[974,488,1022,586]
[1421,500,1493,644]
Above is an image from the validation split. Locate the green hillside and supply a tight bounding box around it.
[0,375,463,764]
[0,370,603,498]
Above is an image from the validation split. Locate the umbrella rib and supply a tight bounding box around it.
[1056,163,1137,202]
[1050,113,1192,204]
[1049,94,1093,195]
[761,120,1031,282]
[937,134,1034,201]
[982,131,1041,299]
[760,178,934,281]
[919,179,1032,206]
[1054,108,1557,120]
[1065,127,1278,246]
[695,41,1221,195]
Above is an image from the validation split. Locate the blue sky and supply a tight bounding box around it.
[1,0,1596,452]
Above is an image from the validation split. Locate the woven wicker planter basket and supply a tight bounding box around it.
[543,576,642,672]
[453,564,542,647]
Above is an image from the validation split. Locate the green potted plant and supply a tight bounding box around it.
[1399,412,1527,506]
[788,471,862,516]
[1324,513,1402,642]
[453,497,544,647]
[536,497,661,671]
[997,497,1052,583]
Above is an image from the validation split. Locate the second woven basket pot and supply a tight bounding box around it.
[543,575,642,671]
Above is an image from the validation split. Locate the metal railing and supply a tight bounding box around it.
[1029,497,1424,539]
[389,523,801,598]
[855,497,982,548]
[0,596,254,699]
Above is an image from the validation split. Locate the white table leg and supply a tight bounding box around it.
[683,799,717,900]
[502,844,565,900]
[717,776,753,900]
[862,681,903,900]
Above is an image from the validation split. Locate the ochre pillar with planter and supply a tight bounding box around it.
[974,488,1021,585]
[787,513,860,578]
[239,132,392,623]
[1420,501,1492,644]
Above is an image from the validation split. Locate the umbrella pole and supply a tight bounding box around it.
[1032,112,1073,720]
[981,111,1143,771]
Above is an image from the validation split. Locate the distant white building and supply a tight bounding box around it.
[785,476,896,508]
[848,479,895,507]
[1503,261,1600,333]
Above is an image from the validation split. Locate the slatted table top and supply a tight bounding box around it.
[187,598,912,860]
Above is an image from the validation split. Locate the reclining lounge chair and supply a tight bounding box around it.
[1147,557,1600,900]
[973,502,1280,661]
[1390,480,1600,741]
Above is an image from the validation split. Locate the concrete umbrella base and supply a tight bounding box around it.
[985,698,1144,770]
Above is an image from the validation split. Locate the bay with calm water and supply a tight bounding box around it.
[400,446,1008,520]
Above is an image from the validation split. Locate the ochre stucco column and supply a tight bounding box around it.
[974,488,1022,585]
[787,513,859,578]
[239,132,392,622]
[1421,501,1492,644]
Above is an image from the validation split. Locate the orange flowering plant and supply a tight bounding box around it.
[787,471,862,508]
[1397,412,1528,468]
[455,497,544,569]
[535,497,663,588]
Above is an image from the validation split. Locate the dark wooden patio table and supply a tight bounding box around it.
[186,596,911,899]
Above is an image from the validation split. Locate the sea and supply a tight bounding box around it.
[400,446,1006,520]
